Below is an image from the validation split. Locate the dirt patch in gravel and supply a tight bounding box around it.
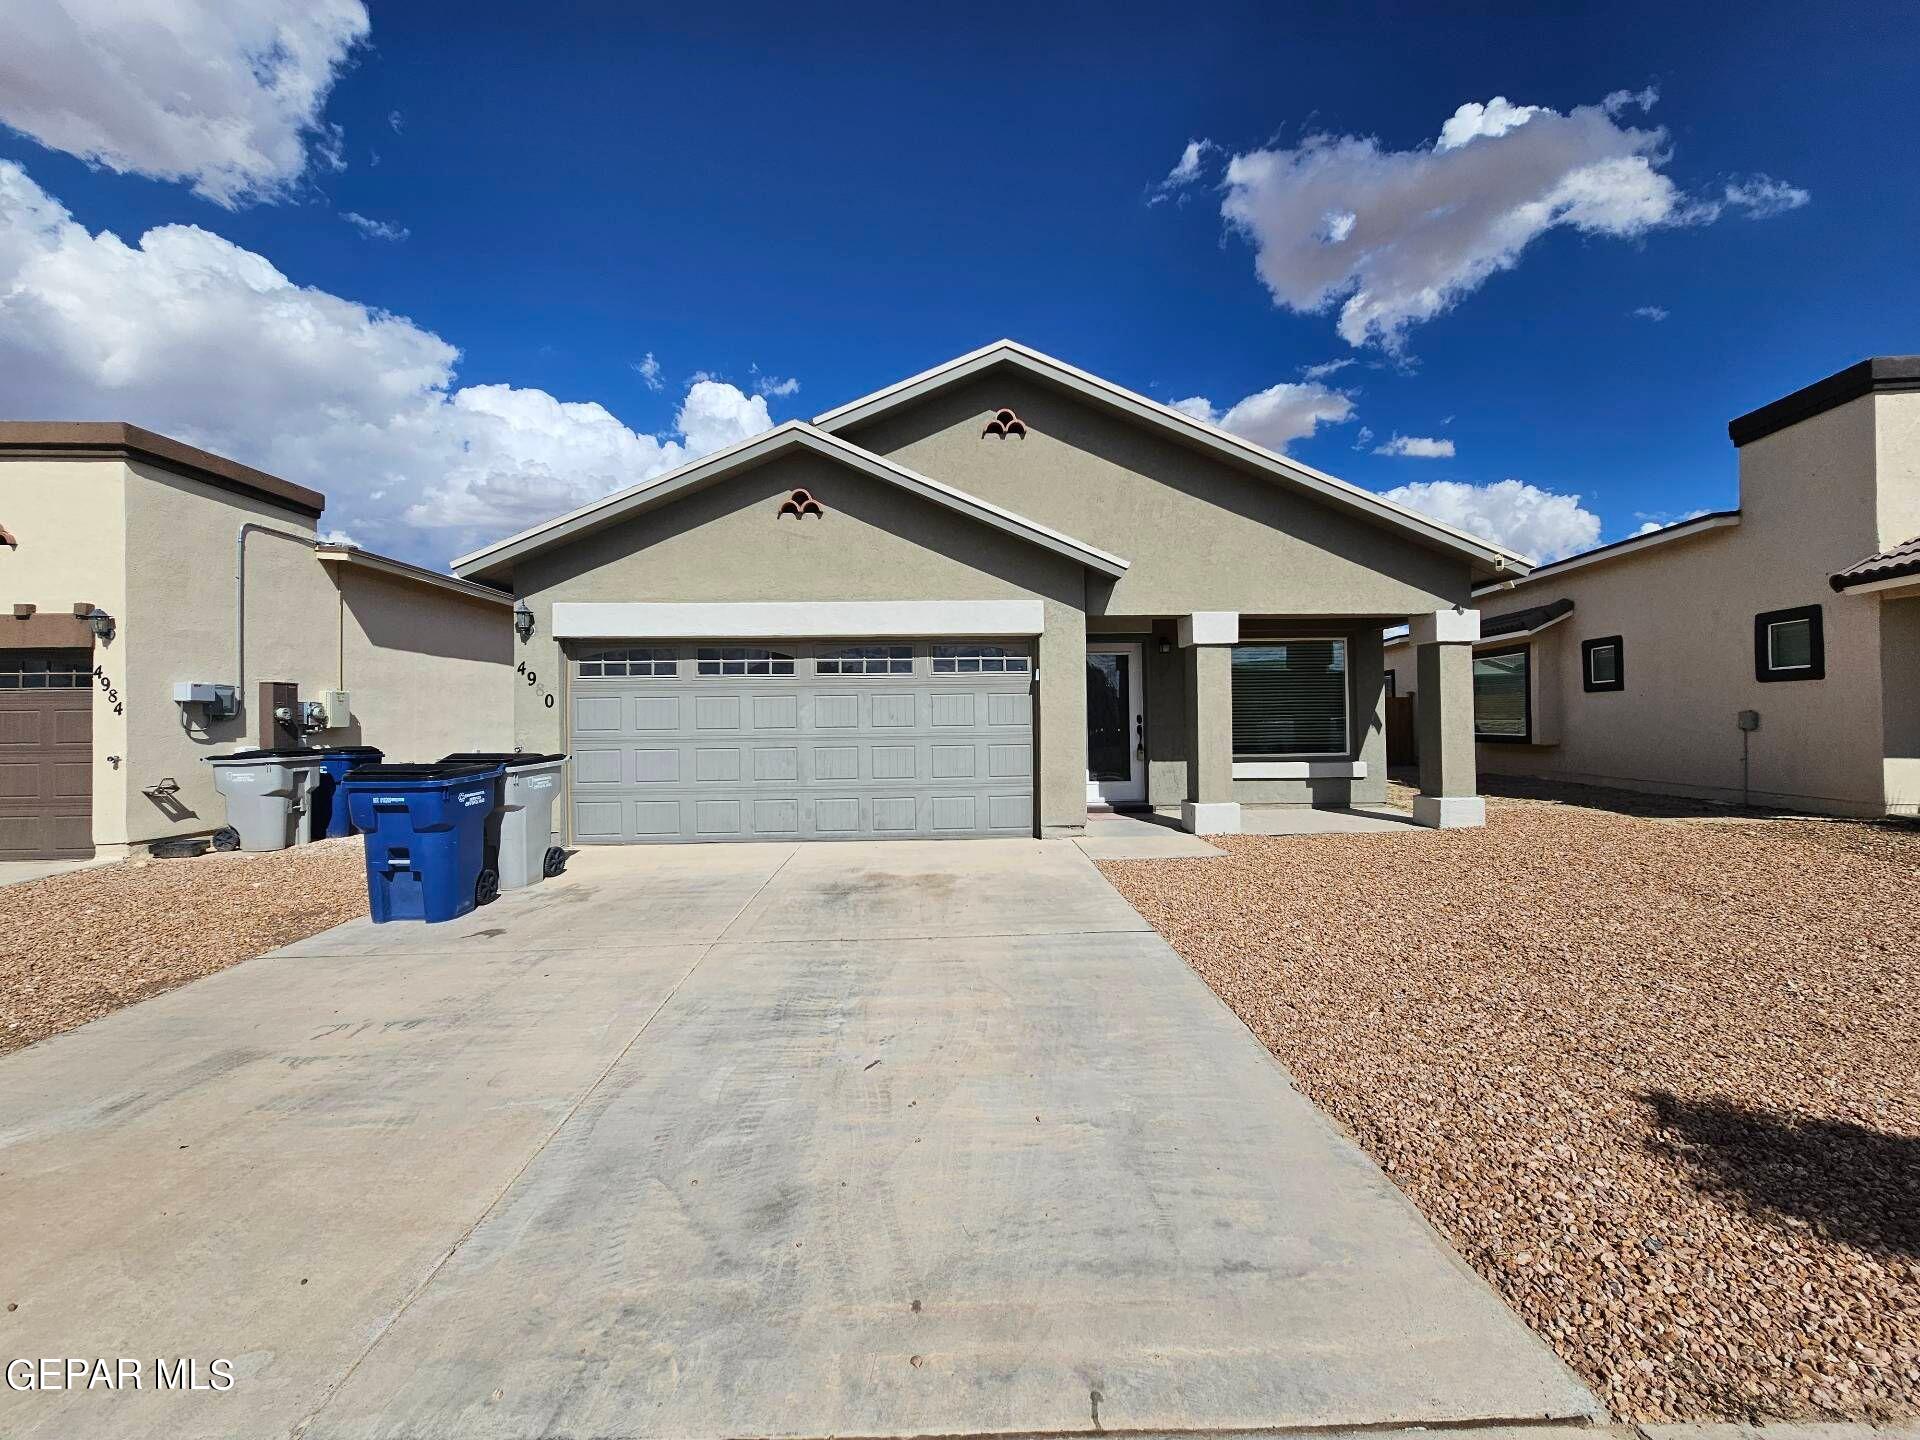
[0,839,368,1055]
[1098,796,1918,1424]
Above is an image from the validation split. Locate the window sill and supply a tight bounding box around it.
[1231,759,1367,780]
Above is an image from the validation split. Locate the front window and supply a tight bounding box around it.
[1753,604,1825,683]
[576,645,676,678]
[817,645,913,675]
[696,647,796,676]
[932,643,1029,674]
[1473,646,1531,741]
[1231,639,1348,757]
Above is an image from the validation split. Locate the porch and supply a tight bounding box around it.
[1082,609,1483,835]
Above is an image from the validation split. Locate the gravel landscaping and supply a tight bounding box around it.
[1098,790,1918,1425]
[0,838,368,1056]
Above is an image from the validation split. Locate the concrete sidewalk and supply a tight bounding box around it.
[1,840,1598,1439]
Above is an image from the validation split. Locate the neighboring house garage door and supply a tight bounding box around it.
[568,640,1033,842]
[0,650,94,860]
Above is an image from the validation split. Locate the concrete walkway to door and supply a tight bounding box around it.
[0,839,1599,1440]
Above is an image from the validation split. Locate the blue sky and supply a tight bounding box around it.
[2,2,1916,568]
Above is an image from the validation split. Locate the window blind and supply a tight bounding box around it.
[1231,641,1348,756]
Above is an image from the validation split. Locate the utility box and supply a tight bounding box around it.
[323,689,352,728]
[173,681,239,721]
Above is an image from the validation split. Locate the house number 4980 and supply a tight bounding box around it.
[516,661,555,709]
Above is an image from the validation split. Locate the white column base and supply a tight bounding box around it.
[1412,795,1485,829]
[1180,800,1242,835]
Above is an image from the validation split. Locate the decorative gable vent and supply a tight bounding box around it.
[778,488,824,518]
[982,408,1028,439]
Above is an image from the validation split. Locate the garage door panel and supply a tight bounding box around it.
[569,640,1032,843]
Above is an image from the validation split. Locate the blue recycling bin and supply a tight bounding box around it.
[342,762,504,924]
[310,745,384,840]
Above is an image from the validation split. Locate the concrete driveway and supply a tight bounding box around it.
[0,839,1598,1440]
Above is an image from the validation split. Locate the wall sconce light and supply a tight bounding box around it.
[85,606,116,643]
[1157,638,1172,654]
[512,598,535,642]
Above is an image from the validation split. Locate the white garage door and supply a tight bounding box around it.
[568,640,1034,842]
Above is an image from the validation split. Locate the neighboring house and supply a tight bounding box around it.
[1386,356,1920,818]
[455,341,1529,844]
[0,423,515,860]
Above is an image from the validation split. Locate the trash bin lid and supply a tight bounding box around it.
[440,751,567,767]
[312,745,384,758]
[206,747,326,764]
[342,761,503,783]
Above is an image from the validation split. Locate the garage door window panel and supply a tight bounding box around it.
[817,645,913,675]
[577,646,677,678]
[933,643,1030,674]
[698,647,796,677]
[0,652,91,689]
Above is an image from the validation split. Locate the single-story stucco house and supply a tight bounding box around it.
[0,423,514,860]
[1385,355,1920,818]
[455,341,1530,843]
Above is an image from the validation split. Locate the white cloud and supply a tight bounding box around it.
[1631,304,1668,322]
[1373,434,1455,458]
[1379,479,1601,562]
[1301,357,1355,380]
[1149,138,1216,204]
[632,352,663,391]
[0,0,369,208]
[1352,425,1375,451]
[1632,507,1708,536]
[0,161,773,563]
[388,109,404,134]
[341,211,407,242]
[1216,89,1808,351]
[1170,380,1354,452]
[756,374,801,398]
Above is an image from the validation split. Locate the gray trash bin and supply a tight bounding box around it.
[206,749,324,853]
[441,752,568,890]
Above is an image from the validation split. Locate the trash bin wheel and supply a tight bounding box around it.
[475,867,500,907]
[210,826,241,852]
[543,846,568,878]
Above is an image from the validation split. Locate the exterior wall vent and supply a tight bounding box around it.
[983,408,1028,439]
[778,488,824,518]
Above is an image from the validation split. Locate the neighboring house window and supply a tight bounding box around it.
[0,649,91,688]
[576,646,676,678]
[1473,646,1531,741]
[696,647,796,676]
[1383,670,1397,699]
[1754,605,1825,682]
[1231,639,1349,757]
[817,644,913,675]
[932,643,1029,673]
[1582,635,1625,693]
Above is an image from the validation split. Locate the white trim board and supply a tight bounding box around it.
[550,600,1045,639]
[812,339,1533,579]
[453,421,1127,583]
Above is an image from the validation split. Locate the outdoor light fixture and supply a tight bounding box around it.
[512,598,535,642]
[85,606,115,643]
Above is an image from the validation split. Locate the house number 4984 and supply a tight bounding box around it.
[92,664,125,716]
[516,661,556,709]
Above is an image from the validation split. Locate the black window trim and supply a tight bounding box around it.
[1472,643,1533,744]
[1580,634,1625,693]
[1753,604,1825,682]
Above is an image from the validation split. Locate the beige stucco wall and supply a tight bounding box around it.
[0,458,131,849]
[333,565,513,761]
[116,462,513,850]
[1395,390,1902,816]
[122,462,332,846]
[509,451,1089,834]
[844,372,1477,619]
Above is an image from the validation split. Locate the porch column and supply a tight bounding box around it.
[1178,611,1241,834]
[1410,607,1486,828]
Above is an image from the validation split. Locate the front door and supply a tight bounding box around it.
[1085,642,1145,806]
